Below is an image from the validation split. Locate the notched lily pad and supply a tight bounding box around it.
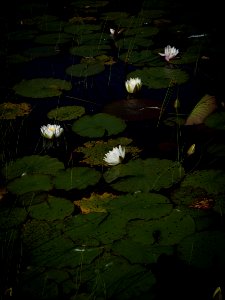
[29,195,74,220]
[127,67,189,89]
[7,174,53,195]
[104,158,184,193]
[13,78,72,98]
[53,167,101,191]
[72,113,127,138]
[74,137,141,166]
[47,105,85,121]
[2,155,65,181]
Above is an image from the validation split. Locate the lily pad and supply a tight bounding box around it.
[127,67,189,89]
[103,158,184,193]
[66,62,105,77]
[119,49,163,66]
[29,195,74,220]
[72,113,127,137]
[127,210,195,246]
[0,102,32,119]
[34,32,72,44]
[47,105,85,121]
[23,46,60,59]
[74,137,141,166]
[0,207,28,229]
[69,44,110,57]
[177,230,225,270]
[7,174,53,195]
[2,155,64,181]
[13,78,72,98]
[204,111,225,130]
[53,167,101,191]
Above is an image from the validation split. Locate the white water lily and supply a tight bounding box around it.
[103,145,125,166]
[158,45,179,62]
[125,77,142,94]
[40,124,64,139]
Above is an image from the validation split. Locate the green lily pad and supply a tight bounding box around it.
[37,20,67,32]
[23,46,60,59]
[171,169,225,206]
[127,210,195,246]
[53,167,101,191]
[127,67,189,89]
[47,105,85,121]
[13,78,72,98]
[7,29,38,41]
[66,62,105,77]
[119,49,163,66]
[29,195,74,220]
[69,44,110,57]
[2,155,64,181]
[204,111,225,130]
[34,32,72,44]
[64,24,102,35]
[87,256,156,299]
[112,239,173,264]
[72,113,127,137]
[177,230,225,270]
[7,174,53,195]
[0,207,28,229]
[104,158,184,193]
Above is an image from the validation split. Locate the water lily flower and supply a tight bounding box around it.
[158,45,179,62]
[103,145,125,166]
[40,124,64,139]
[125,77,142,94]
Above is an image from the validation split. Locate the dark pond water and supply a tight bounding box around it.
[1,1,225,300]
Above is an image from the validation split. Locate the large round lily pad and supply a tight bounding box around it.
[127,67,189,89]
[104,158,185,193]
[13,78,72,98]
[29,195,74,220]
[2,155,65,181]
[53,167,101,190]
[72,113,127,137]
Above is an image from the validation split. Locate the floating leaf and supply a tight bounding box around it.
[47,105,85,121]
[72,113,127,138]
[69,44,110,57]
[74,137,141,166]
[127,210,195,246]
[204,111,225,130]
[53,167,101,191]
[29,195,74,220]
[104,158,184,193]
[177,230,225,270]
[0,102,32,119]
[127,67,189,89]
[74,192,117,214]
[185,94,218,125]
[34,32,72,44]
[0,207,28,229]
[23,46,60,59]
[119,49,163,66]
[66,63,105,77]
[2,155,64,181]
[13,78,72,98]
[7,174,53,195]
